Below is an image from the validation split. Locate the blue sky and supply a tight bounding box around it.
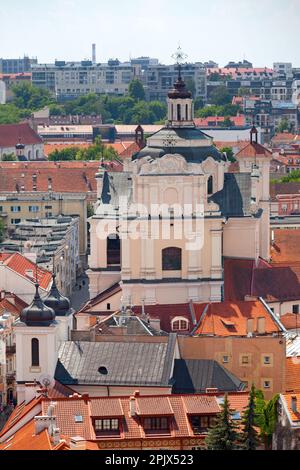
[1,0,299,67]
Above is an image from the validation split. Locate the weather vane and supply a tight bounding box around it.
[172,45,188,79]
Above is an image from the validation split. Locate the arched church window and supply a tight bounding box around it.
[107,234,121,266]
[31,338,39,367]
[177,104,181,121]
[162,247,182,271]
[207,175,213,195]
[186,104,188,120]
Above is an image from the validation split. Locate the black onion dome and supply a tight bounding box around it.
[43,274,70,316]
[20,283,55,326]
[168,77,192,99]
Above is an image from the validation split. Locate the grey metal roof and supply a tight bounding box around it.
[101,171,132,206]
[132,145,225,163]
[209,173,253,217]
[55,334,177,387]
[172,359,245,394]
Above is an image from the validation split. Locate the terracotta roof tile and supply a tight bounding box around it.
[0,421,51,451]
[0,252,52,290]
[0,123,42,147]
[193,300,280,336]
[0,160,122,194]
[136,396,174,416]
[224,257,300,303]
[90,398,123,417]
[0,293,27,316]
[236,142,272,158]
[286,357,300,392]
[41,398,95,440]
[182,395,220,415]
[280,313,300,331]
[0,391,250,449]
[194,116,245,127]
[282,392,300,422]
[133,303,193,333]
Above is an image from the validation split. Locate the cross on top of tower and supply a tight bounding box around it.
[172,45,188,80]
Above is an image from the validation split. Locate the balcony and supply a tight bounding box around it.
[6,345,16,355]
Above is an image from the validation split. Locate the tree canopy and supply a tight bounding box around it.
[128,79,146,101]
[48,137,119,162]
[209,85,232,105]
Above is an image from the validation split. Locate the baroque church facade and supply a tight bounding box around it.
[87,70,271,306]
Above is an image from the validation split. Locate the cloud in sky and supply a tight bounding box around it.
[0,0,299,67]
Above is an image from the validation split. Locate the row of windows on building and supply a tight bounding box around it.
[92,415,217,436]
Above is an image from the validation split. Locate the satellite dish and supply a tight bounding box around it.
[38,373,55,389]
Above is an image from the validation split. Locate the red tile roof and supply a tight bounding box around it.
[0,391,249,449]
[0,252,52,290]
[0,292,27,317]
[90,398,123,418]
[236,142,272,158]
[224,257,300,303]
[0,161,121,194]
[136,396,174,416]
[79,283,122,316]
[0,123,42,147]
[280,313,300,331]
[194,116,245,127]
[133,303,194,334]
[192,300,281,336]
[286,358,300,393]
[271,229,300,264]
[282,392,300,422]
[182,395,220,415]
[0,421,51,451]
[272,133,300,144]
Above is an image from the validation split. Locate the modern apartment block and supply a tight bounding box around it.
[0,56,37,74]
[31,58,207,102]
[31,59,141,100]
[141,62,207,101]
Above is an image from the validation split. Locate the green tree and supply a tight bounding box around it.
[128,79,145,101]
[220,117,234,127]
[205,394,240,450]
[240,385,260,450]
[48,147,80,161]
[12,82,53,110]
[254,391,279,450]
[0,104,22,124]
[276,118,294,133]
[2,152,17,161]
[209,85,231,105]
[220,147,235,163]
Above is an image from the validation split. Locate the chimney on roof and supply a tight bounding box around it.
[34,414,56,435]
[291,396,297,413]
[70,436,87,451]
[129,396,137,417]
